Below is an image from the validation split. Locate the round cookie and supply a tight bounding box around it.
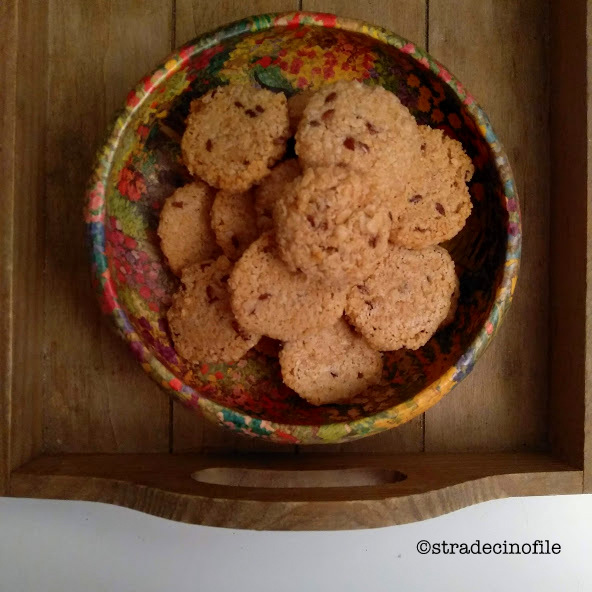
[167,255,259,364]
[295,81,421,195]
[211,188,259,260]
[228,233,347,341]
[287,89,316,134]
[389,126,474,249]
[254,159,301,232]
[274,166,391,285]
[157,182,219,276]
[181,84,290,192]
[345,245,456,351]
[279,318,383,406]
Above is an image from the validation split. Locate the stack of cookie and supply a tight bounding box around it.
[158,81,473,406]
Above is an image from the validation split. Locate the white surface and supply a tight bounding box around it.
[0,495,591,591]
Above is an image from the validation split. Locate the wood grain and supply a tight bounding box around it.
[42,0,173,453]
[425,0,550,452]
[175,0,299,46]
[10,453,581,530]
[302,0,426,47]
[6,0,48,475]
[548,0,588,482]
[172,0,300,454]
[0,0,18,496]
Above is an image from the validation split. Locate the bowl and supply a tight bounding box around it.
[85,12,521,445]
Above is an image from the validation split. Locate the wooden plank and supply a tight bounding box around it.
[0,0,18,495]
[7,0,48,474]
[549,0,587,477]
[42,0,173,453]
[302,0,426,47]
[10,452,581,530]
[175,0,299,46]
[172,0,300,454]
[298,0,427,454]
[425,0,550,452]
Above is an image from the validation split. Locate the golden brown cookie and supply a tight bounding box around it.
[229,233,347,341]
[181,84,290,191]
[274,166,391,286]
[254,159,301,232]
[157,182,219,276]
[389,126,474,248]
[211,188,259,260]
[279,318,383,405]
[295,81,421,195]
[345,245,456,350]
[167,256,259,364]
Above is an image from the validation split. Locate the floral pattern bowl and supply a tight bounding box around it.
[85,12,521,445]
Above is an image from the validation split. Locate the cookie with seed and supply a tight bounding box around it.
[295,80,421,195]
[287,89,316,134]
[389,126,474,249]
[167,255,259,364]
[274,166,391,286]
[229,233,347,341]
[345,245,456,351]
[181,84,290,191]
[211,188,259,260]
[157,182,219,276]
[254,159,301,232]
[279,318,383,406]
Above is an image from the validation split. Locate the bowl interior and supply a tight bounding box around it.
[98,23,509,426]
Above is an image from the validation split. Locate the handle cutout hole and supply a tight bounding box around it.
[192,467,407,489]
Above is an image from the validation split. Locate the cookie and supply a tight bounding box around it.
[211,188,259,260]
[287,89,316,134]
[295,81,421,195]
[229,233,347,341]
[157,182,219,276]
[345,245,456,351]
[254,159,301,232]
[274,166,391,285]
[167,256,259,364]
[279,318,383,405]
[389,126,474,249]
[181,84,290,191]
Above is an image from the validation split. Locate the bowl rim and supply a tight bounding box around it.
[85,11,522,445]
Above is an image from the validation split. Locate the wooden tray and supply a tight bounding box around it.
[1,0,589,530]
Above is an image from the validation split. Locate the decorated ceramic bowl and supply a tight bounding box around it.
[85,12,521,445]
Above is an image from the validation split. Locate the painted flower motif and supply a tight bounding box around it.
[431,108,445,123]
[126,89,141,108]
[448,113,462,129]
[188,44,225,73]
[417,94,431,112]
[220,28,376,88]
[117,166,147,202]
[438,65,453,83]
[85,182,105,223]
